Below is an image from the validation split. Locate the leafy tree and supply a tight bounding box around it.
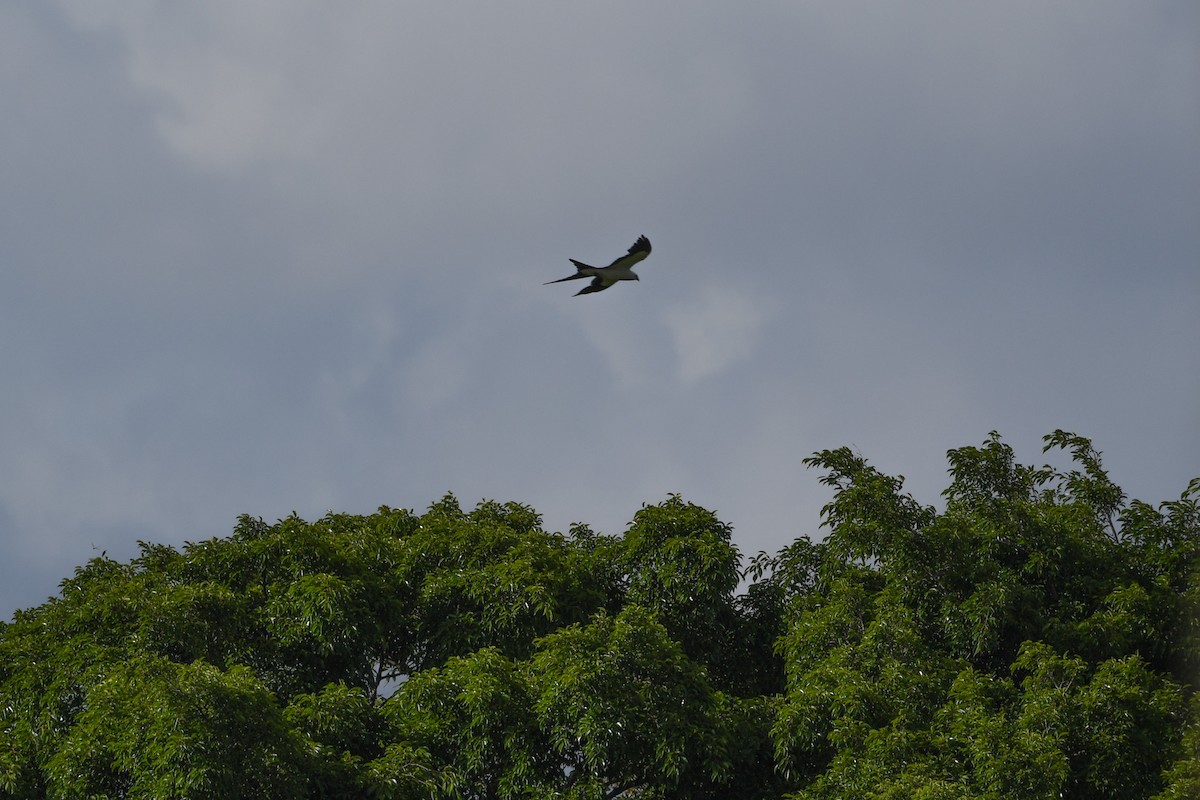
[0,433,1195,799]
[770,432,1198,800]
[47,657,305,799]
[380,646,551,798]
[621,495,743,686]
[527,605,724,797]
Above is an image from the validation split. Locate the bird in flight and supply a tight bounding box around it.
[544,235,652,296]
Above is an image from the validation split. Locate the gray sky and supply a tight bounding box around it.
[3,1,1198,618]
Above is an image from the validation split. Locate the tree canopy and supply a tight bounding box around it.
[1,432,1197,798]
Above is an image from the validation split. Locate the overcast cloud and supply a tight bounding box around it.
[3,1,1198,617]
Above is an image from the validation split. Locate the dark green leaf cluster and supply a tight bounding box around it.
[771,433,1199,799]
[0,434,1196,799]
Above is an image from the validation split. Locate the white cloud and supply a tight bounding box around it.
[49,2,755,187]
[571,310,657,389]
[663,286,770,382]
[53,1,336,172]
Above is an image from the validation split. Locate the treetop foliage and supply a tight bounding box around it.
[1,432,1197,798]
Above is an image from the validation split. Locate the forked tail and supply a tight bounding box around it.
[544,260,598,285]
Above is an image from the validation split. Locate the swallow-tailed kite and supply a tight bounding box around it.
[544,235,652,296]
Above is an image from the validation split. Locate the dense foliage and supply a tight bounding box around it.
[1,432,1197,798]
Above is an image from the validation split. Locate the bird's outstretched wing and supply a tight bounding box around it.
[605,235,652,269]
[575,277,612,295]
